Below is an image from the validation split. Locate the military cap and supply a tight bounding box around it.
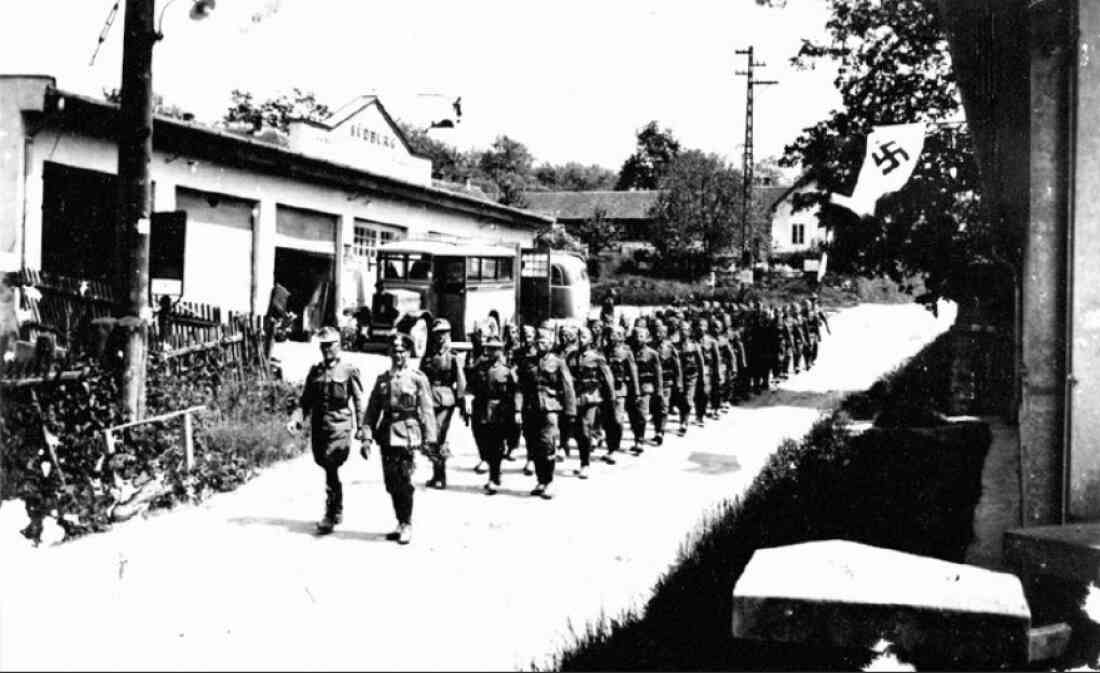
[389,334,412,352]
[431,317,452,333]
[317,326,341,344]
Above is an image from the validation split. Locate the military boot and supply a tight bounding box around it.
[426,461,446,489]
[316,491,338,535]
[397,523,412,545]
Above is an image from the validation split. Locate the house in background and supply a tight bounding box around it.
[522,190,661,257]
[767,178,830,256]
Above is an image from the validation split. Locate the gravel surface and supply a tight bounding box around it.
[0,301,955,671]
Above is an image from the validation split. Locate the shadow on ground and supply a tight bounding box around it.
[684,452,742,475]
[227,516,391,542]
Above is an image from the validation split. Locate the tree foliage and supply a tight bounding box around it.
[616,121,682,191]
[782,0,1006,306]
[221,88,331,134]
[648,150,743,276]
[567,206,623,259]
[477,135,536,207]
[532,162,617,192]
[533,223,587,255]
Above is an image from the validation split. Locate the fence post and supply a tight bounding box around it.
[183,412,194,471]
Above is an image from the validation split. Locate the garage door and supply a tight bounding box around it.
[176,188,254,312]
[275,204,337,255]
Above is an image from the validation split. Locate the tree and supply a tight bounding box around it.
[566,206,622,259]
[533,223,587,255]
[532,162,617,191]
[647,150,742,277]
[782,0,1000,306]
[397,120,477,183]
[220,88,330,134]
[478,135,535,207]
[616,121,681,191]
[102,88,194,121]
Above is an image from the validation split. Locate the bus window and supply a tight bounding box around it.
[441,258,465,285]
[498,257,514,280]
[551,263,567,286]
[382,255,405,280]
[408,254,432,280]
[481,257,499,281]
[466,257,481,280]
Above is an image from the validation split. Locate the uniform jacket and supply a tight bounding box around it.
[516,349,578,416]
[678,337,707,392]
[419,346,466,408]
[699,334,725,386]
[364,366,438,448]
[567,346,615,407]
[467,355,521,425]
[633,344,665,395]
[604,343,640,399]
[655,340,683,393]
[300,358,365,441]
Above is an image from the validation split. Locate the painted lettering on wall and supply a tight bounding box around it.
[348,123,398,150]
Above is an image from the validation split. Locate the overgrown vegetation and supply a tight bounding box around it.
[1,350,299,545]
[543,330,994,671]
[591,272,923,309]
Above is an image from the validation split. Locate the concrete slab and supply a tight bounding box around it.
[1004,523,1100,584]
[732,540,1031,666]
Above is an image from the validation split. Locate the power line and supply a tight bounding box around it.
[735,46,777,266]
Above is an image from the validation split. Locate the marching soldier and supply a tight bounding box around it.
[677,320,708,427]
[566,326,615,479]
[695,318,723,419]
[467,335,521,494]
[556,324,580,460]
[652,320,683,442]
[804,298,831,368]
[603,324,639,464]
[516,327,577,499]
[362,334,438,545]
[287,326,366,535]
[711,317,736,411]
[510,324,539,473]
[629,326,663,453]
[419,318,467,489]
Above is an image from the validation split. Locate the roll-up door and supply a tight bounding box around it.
[176,188,254,312]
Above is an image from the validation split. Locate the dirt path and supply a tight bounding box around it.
[0,302,954,671]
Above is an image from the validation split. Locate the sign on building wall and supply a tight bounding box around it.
[150,211,187,298]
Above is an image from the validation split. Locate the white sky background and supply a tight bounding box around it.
[0,0,841,175]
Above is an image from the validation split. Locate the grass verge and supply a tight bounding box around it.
[542,331,993,671]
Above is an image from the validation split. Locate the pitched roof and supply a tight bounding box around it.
[523,186,793,220]
[521,190,661,220]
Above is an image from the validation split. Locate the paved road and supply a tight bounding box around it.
[0,302,954,671]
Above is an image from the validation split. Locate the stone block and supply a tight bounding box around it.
[1004,523,1100,584]
[732,540,1031,666]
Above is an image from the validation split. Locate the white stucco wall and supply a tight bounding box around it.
[770,183,830,255]
[17,122,533,316]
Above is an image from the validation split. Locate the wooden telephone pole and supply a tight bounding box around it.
[735,46,777,267]
[116,0,156,419]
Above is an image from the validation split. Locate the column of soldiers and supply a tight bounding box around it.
[291,299,829,545]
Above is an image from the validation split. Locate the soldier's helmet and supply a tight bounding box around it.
[483,334,504,350]
[653,321,668,339]
[560,324,578,340]
[431,318,452,333]
[389,334,412,353]
[633,326,650,344]
[317,326,341,344]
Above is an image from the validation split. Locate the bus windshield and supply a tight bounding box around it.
[380,253,430,281]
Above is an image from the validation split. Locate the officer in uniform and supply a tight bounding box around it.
[512,324,539,475]
[566,326,614,479]
[467,335,521,494]
[603,324,639,463]
[362,334,437,545]
[652,321,683,443]
[288,326,366,535]
[629,326,663,453]
[419,318,467,490]
[516,327,577,499]
[555,324,580,461]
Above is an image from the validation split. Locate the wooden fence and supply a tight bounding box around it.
[2,270,272,385]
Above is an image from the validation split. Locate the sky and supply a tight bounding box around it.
[0,0,842,175]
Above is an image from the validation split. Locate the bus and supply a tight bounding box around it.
[366,240,590,355]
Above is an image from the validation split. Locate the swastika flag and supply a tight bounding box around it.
[830,122,926,218]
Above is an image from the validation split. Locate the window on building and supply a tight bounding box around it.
[792,223,806,246]
[353,219,405,270]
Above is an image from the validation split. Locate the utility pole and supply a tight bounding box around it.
[116,0,157,419]
[735,46,777,267]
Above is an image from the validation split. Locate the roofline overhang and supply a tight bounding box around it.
[34,87,551,230]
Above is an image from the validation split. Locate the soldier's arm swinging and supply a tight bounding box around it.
[559,359,577,418]
[417,374,439,446]
[455,352,470,425]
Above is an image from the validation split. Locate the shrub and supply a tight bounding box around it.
[1,351,300,544]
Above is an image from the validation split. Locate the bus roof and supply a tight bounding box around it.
[378,239,519,258]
